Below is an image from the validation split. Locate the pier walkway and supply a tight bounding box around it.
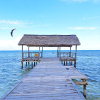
[1,58,87,100]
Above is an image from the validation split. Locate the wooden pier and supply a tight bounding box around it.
[1,58,88,100]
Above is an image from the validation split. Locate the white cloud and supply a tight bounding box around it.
[83,16,100,20]
[0,20,20,25]
[0,20,50,29]
[37,15,44,17]
[93,0,100,3]
[0,20,34,28]
[68,27,96,30]
[0,37,22,50]
[1,27,11,29]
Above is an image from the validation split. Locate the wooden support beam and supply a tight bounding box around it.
[28,60,29,64]
[21,60,40,63]
[74,79,88,98]
[71,61,72,65]
[28,46,29,58]
[26,60,27,66]
[64,61,65,66]
[74,45,77,68]
[21,62,23,68]
[57,47,58,57]
[22,45,23,60]
[34,60,35,66]
[74,61,76,68]
[83,85,86,98]
[39,46,40,59]
[74,81,88,85]
[66,61,67,66]
[32,62,33,68]
[42,47,43,58]
[82,79,86,82]
[21,45,23,68]
[70,46,71,57]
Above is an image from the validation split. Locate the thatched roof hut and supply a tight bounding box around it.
[18,34,81,68]
[18,34,80,47]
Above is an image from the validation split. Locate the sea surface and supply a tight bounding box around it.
[0,50,100,100]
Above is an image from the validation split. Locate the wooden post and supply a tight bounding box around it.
[57,47,61,58]
[22,45,23,60]
[21,61,23,68]
[26,60,27,66]
[82,79,87,98]
[39,46,40,59]
[83,85,86,98]
[70,46,72,64]
[74,45,77,68]
[34,60,35,66]
[74,61,76,68]
[66,61,67,66]
[32,62,33,68]
[64,61,65,66]
[28,46,29,64]
[57,47,58,57]
[70,47,71,56]
[21,45,23,68]
[28,46,29,57]
[42,47,43,58]
[71,61,72,65]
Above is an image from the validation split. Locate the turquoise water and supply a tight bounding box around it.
[0,50,100,100]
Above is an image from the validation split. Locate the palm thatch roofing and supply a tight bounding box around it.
[18,34,81,47]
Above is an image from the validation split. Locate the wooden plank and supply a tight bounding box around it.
[70,78,86,100]
[1,58,87,100]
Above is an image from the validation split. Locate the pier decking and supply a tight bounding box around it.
[1,58,87,100]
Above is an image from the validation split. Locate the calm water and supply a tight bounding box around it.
[0,50,100,100]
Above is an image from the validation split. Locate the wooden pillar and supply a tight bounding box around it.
[21,45,23,68]
[70,47,71,56]
[32,62,33,68]
[21,61,23,68]
[26,60,27,66]
[74,61,76,67]
[28,46,29,64]
[34,60,35,66]
[64,60,65,66]
[60,47,61,58]
[74,45,77,68]
[71,61,72,65]
[28,46,29,57]
[83,85,86,98]
[70,46,72,65]
[66,61,67,66]
[22,45,23,60]
[39,46,40,59]
[42,47,43,58]
[75,45,77,57]
[82,79,87,98]
[57,47,58,57]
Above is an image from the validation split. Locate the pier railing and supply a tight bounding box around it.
[59,52,76,59]
[23,52,42,59]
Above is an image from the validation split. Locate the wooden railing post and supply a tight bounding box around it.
[21,45,23,68]
[39,46,40,60]
[42,47,43,58]
[74,45,77,68]
[22,45,23,60]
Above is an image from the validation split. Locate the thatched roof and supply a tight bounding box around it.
[18,34,80,47]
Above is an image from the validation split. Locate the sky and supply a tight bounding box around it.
[0,0,100,50]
